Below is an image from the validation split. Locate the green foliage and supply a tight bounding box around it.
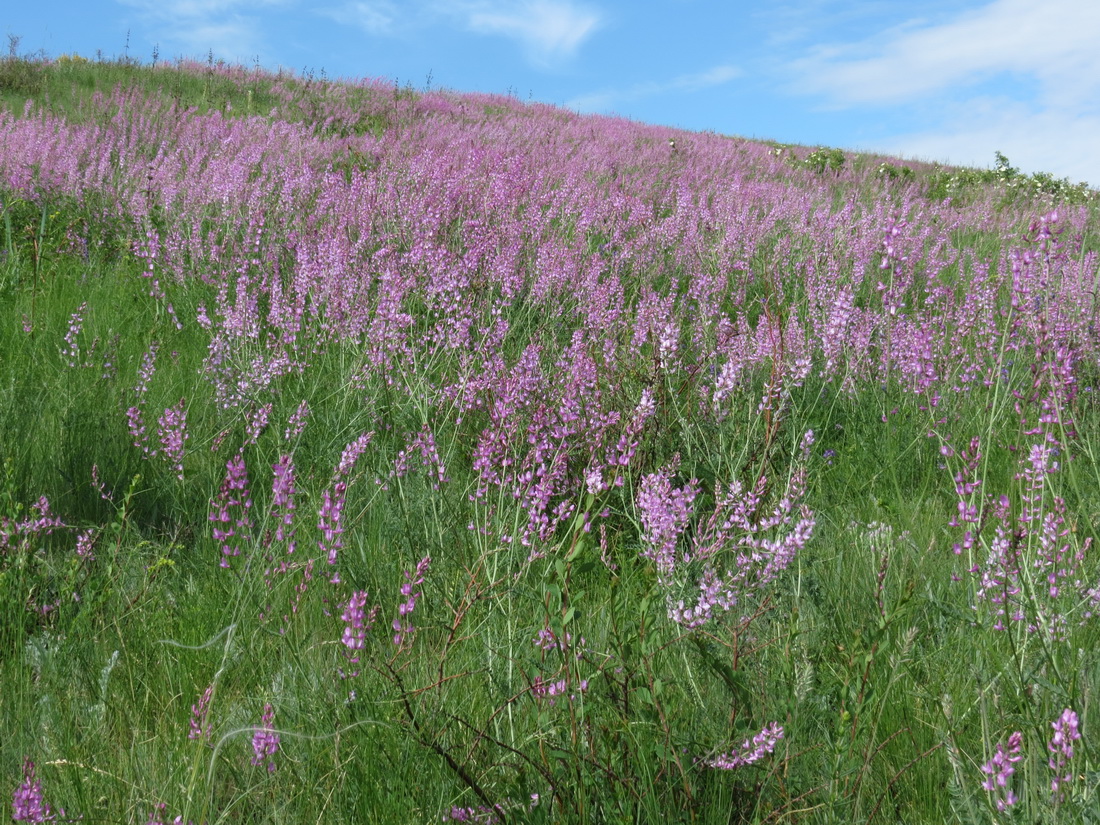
[925,151,1095,206]
[876,161,914,181]
[800,147,847,176]
[0,56,46,100]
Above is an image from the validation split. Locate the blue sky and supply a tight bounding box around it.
[7,1,1100,185]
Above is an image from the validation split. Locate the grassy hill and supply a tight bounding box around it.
[2,52,1099,824]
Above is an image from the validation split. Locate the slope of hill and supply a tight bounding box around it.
[2,54,1099,824]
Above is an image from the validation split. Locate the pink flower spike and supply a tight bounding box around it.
[251,703,280,772]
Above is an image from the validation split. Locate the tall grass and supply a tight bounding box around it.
[2,53,1099,823]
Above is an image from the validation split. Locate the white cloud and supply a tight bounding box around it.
[325,1,601,66]
[795,0,1100,106]
[119,0,287,19]
[327,1,400,35]
[568,64,741,113]
[789,0,1100,185]
[181,21,266,60]
[461,0,602,66]
[116,0,287,60]
[875,99,1100,186]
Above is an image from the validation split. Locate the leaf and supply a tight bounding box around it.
[544,583,562,613]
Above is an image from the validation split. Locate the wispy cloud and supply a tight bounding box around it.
[460,0,602,67]
[568,64,741,113]
[790,0,1100,183]
[116,0,288,59]
[325,0,601,67]
[876,98,1100,185]
[794,0,1100,106]
[326,1,401,36]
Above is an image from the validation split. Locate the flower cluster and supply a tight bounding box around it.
[392,557,430,648]
[270,454,297,553]
[188,684,213,741]
[954,439,1094,638]
[392,425,449,490]
[143,802,195,825]
[61,302,86,368]
[250,703,280,772]
[705,722,784,770]
[637,468,698,578]
[1049,708,1081,800]
[340,589,378,676]
[283,400,310,441]
[319,432,374,581]
[1,496,65,553]
[12,760,54,823]
[156,398,189,480]
[442,804,502,823]
[209,453,253,569]
[317,482,347,573]
[74,528,96,561]
[636,438,814,628]
[530,674,589,705]
[980,731,1022,812]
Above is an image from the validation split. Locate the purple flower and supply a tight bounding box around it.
[392,556,430,648]
[127,405,150,454]
[637,469,698,578]
[271,454,297,551]
[318,481,347,576]
[442,804,501,823]
[157,399,189,480]
[210,452,253,568]
[1049,708,1081,800]
[189,684,213,741]
[12,759,53,823]
[283,400,310,441]
[75,528,96,561]
[251,703,280,772]
[245,403,272,445]
[62,302,86,368]
[705,722,784,770]
[341,590,373,651]
[981,731,1023,812]
[335,432,374,477]
[135,341,159,397]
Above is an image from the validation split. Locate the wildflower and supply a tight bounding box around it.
[318,482,347,577]
[157,399,189,480]
[209,453,252,568]
[637,469,698,578]
[393,557,430,648]
[188,685,213,741]
[62,302,86,367]
[341,590,373,652]
[135,341,159,397]
[127,406,150,455]
[251,703,280,772]
[981,731,1023,812]
[284,400,310,441]
[705,722,784,770]
[271,455,297,551]
[245,403,272,445]
[442,804,501,823]
[1049,708,1081,800]
[12,759,53,823]
[75,528,96,561]
[143,802,194,825]
[335,432,374,477]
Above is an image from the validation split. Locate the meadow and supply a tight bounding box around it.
[2,51,1099,823]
